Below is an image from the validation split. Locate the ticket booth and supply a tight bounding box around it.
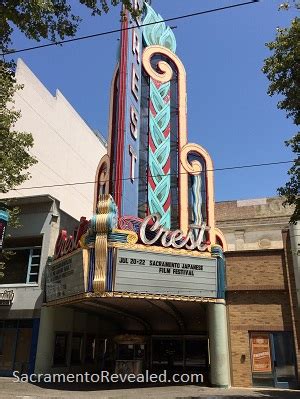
[114,335,147,375]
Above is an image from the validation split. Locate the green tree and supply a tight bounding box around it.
[1,61,37,193]
[0,1,140,275]
[0,1,138,54]
[262,2,300,223]
[0,1,139,195]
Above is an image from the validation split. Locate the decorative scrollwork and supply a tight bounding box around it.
[126,232,139,244]
[93,154,110,212]
[142,46,174,84]
[143,3,176,53]
[108,229,138,245]
[118,216,143,233]
[180,143,217,244]
[180,144,203,175]
[142,45,189,233]
[148,77,171,228]
[87,195,118,293]
[180,144,204,229]
[93,235,107,292]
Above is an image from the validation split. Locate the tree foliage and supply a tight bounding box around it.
[0,0,138,54]
[277,135,300,222]
[263,3,300,223]
[0,61,37,193]
[0,1,140,193]
[0,1,141,272]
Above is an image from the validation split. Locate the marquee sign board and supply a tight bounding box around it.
[46,249,88,302]
[114,249,218,298]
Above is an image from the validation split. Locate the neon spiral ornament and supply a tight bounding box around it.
[191,174,203,226]
[142,4,177,229]
[181,143,216,245]
[148,78,171,228]
[179,146,203,228]
[142,45,188,233]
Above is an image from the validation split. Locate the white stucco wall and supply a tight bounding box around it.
[0,196,79,317]
[1,59,106,220]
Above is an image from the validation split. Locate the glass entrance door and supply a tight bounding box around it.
[151,336,208,376]
[250,331,297,388]
[272,332,297,388]
[152,337,184,374]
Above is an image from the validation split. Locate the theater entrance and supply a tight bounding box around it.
[113,334,208,377]
[74,297,210,381]
[36,296,230,387]
[151,335,208,374]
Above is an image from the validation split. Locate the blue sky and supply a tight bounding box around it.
[8,0,297,202]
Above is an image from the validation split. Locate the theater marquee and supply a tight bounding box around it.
[46,249,89,302]
[115,249,218,297]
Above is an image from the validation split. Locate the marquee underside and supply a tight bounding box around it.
[49,296,215,334]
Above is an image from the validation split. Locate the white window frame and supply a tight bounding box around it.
[26,247,42,284]
[3,246,42,285]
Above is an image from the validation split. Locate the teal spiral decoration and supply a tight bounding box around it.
[148,78,171,228]
[142,2,177,229]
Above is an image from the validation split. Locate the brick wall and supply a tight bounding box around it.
[226,250,286,290]
[216,197,293,222]
[225,250,296,387]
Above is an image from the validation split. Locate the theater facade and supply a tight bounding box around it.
[36,1,299,389]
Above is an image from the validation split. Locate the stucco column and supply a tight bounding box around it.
[34,306,55,373]
[208,302,230,388]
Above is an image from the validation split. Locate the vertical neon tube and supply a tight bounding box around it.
[148,78,171,228]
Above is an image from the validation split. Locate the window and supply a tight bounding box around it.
[53,333,68,366]
[0,247,41,284]
[118,344,134,361]
[152,338,183,367]
[185,338,208,368]
[71,334,83,364]
[26,248,41,283]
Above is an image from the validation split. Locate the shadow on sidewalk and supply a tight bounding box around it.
[28,381,300,398]
[181,389,300,399]
[251,390,300,399]
[32,381,204,391]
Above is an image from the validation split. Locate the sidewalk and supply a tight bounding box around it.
[0,378,299,399]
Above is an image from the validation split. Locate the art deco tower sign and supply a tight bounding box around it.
[47,1,227,304]
[95,1,225,248]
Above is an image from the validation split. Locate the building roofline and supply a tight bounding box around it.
[215,196,283,204]
[1,194,60,207]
